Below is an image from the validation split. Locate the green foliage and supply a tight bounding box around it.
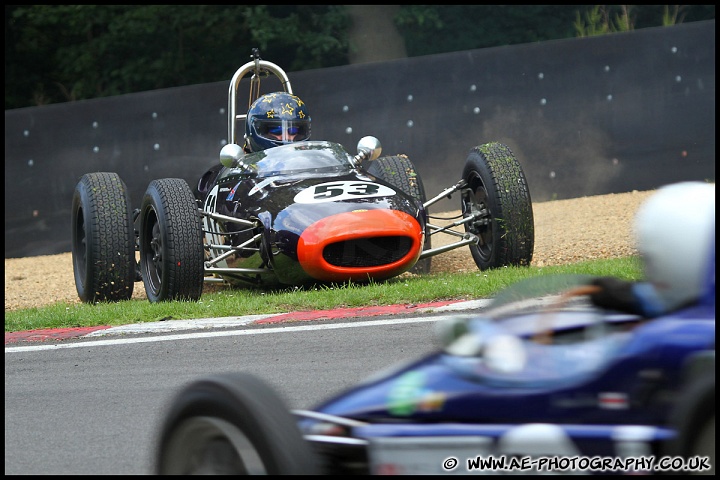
[662,5,686,26]
[5,5,350,109]
[4,5,714,109]
[573,5,715,35]
[239,5,350,71]
[574,5,637,37]
[395,6,582,55]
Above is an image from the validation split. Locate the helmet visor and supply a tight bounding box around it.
[254,119,310,143]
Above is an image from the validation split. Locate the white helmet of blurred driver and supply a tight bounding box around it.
[634,181,715,312]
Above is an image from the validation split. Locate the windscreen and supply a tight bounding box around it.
[245,141,355,177]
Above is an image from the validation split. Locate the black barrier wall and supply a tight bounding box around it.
[4,21,715,258]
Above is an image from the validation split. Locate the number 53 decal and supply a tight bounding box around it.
[294,181,396,204]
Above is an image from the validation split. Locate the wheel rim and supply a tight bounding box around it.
[142,209,163,296]
[161,417,267,474]
[462,172,494,262]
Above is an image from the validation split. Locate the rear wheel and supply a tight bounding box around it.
[461,142,534,270]
[155,372,320,474]
[139,178,204,302]
[367,155,432,274]
[71,172,135,303]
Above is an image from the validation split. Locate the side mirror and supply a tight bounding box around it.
[356,136,382,162]
[219,143,245,168]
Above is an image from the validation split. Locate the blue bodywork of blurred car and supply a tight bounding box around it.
[155,246,715,474]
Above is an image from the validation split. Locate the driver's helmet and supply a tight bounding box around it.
[634,181,715,312]
[244,92,311,152]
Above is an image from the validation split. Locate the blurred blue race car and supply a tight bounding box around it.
[154,247,715,474]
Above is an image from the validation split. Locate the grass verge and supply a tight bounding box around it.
[4,256,642,333]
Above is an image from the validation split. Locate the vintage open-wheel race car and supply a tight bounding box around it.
[71,49,534,303]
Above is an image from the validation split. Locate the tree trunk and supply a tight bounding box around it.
[346,5,408,64]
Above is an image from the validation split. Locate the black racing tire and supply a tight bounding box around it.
[662,369,715,475]
[71,172,135,303]
[461,142,534,270]
[155,372,320,475]
[367,155,432,274]
[139,178,204,302]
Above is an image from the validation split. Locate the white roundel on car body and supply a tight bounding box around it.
[293,181,396,204]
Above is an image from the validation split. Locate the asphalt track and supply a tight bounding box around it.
[4,298,490,345]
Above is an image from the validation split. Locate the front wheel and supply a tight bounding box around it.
[662,367,715,475]
[71,172,135,303]
[155,372,320,474]
[367,155,432,274]
[461,142,534,270]
[139,178,204,302]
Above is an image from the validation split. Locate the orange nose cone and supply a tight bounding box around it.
[298,209,424,282]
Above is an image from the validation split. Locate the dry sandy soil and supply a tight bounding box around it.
[4,190,655,312]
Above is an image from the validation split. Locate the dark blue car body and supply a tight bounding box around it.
[294,255,715,474]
